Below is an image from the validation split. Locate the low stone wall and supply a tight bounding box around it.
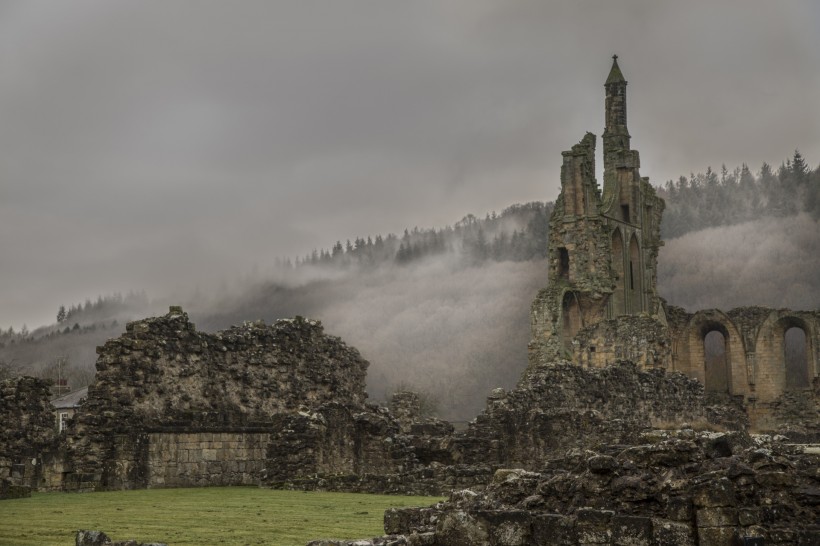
[147,431,271,487]
[450,360,743,470]
[0,479,31,499]
[359,432,820,546]
[273,464,494,497]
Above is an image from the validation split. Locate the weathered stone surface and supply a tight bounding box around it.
[62,308,371,491]
[75,530,168,546]
[651,519,695,546]
[696,526,736,546]
[373,432,819,545]
[434,510,489,546]
[0,376,56,497]
[526,56,820,434]
[449,360,729,470]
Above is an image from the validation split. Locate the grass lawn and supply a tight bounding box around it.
[0,487,443,546]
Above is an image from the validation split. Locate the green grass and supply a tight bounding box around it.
[0,487,443,546]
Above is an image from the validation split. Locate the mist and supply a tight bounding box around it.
[2,1,819,330]
[3,203,818,420]
[658,214,820,311]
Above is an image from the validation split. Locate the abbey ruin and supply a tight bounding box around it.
[2,57,819,545]
[530,56,819,429]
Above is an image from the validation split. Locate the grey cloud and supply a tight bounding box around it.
[1,0,818,328]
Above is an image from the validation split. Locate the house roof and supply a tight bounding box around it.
[51,386,88,410]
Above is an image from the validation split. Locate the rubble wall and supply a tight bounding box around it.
[0,376,56,498]
[451,361,741,471]
[378,432,820,546]
[62,307,370,491]
[571,315,671,369]
[263,402,412,488]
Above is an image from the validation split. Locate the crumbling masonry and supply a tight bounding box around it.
[529,56,820,431]
[3,54,819,546]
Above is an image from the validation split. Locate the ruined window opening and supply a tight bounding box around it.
[558,248,570,280]
[784,326,809,390]
[611,229,625,316]
[628,234,641,313]
[621,204,630,223]
[589,346,596,353]
[704,330,729,393]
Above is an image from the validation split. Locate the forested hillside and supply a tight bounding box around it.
[659,151,819,238]
[2,155,818,419]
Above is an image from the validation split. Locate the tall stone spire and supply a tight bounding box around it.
[604,54,628,137]
[603,55,632,191]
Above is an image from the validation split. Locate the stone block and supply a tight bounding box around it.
[612,515,652,545]
[797,528,820,545]
[664,496,693,521]
[435,510,489,546]
[651,519,695,546]
[766,528,796,544]
[406,532,435,546]
[475,510,531,546]
[76,530,112,546]
[697,526,737,546]
[576,508,614,544]
[531,514,576,545]
[755,471,795,488]
[693,478,735,507]
[696,508,738,528]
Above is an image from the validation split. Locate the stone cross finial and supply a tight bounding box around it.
[612,54,618,61]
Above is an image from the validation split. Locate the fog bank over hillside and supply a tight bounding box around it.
[198,258,547,420]
[658,214,820,311]
[3,210,818,421]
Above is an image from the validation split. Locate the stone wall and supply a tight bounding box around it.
[449,361,743,471]
[368,432,820,546]
[571,315,671,369]
[528,55,820,434]
[263,402,409,486]
[0,376,56,498]
[148,432,270,487]
[60,307,370,491]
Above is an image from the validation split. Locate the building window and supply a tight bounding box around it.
[58,412,69,433]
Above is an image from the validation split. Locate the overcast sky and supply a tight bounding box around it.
[1,1,819,329]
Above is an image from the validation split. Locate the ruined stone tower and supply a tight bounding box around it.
[530,56,668,370]
[600,55,665,318]
[529,58,819,423]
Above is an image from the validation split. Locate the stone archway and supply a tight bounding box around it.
[784,326,810,390]
[703,328,729,393]
[678,310,746,395]
[753,311,818,401]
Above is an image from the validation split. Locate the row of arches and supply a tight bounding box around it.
[677,310,817,400]
[703,325,811,393]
